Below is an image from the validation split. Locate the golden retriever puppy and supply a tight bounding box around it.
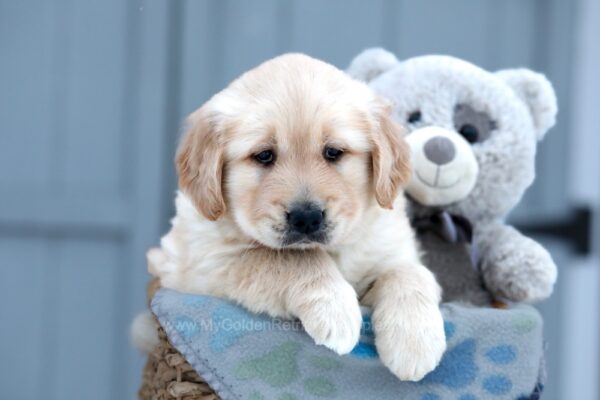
[148,54,446,381]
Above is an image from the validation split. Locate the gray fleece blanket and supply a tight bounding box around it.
[151,288,544,400]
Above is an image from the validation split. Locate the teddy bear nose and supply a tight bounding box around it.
[424,136,456,166]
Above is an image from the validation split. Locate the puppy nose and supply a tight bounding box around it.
[424,136,456,165]
[287,203,325,235]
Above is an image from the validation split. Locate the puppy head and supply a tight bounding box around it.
[177,54,410,249]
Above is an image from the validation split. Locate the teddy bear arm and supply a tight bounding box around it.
[477,222,558,303]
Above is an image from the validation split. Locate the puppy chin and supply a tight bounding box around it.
[250,235,327,251]
[281,232,329,249]
[249,231,332,251]
[283,241,326,250]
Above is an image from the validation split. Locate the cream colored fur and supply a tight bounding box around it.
[147,54,446,381]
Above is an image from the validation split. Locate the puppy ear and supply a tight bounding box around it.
[176,107,226,220]
[371,102,411,209]
[347,48,399,83]
[496,68,558,140]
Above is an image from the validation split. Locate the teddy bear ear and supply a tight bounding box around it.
[347,48,400,83]
[496,68,558,140]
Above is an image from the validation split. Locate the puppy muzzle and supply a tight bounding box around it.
[282,202,329,246]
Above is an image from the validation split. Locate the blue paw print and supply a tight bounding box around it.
[351,342,378,358]
[423,338,478,389]
[350,318,459,360]
[209,303,267,352]
[444,321,456,339]
[350,315,378,359]
[482,375,512,395]
[480,345,516,396]
[485,345,517,365]
[421,320,520,399]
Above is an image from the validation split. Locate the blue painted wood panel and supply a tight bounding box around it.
[0,1,171,399]
[0,237,48,399]
[288,0,387,66]
[394,0,490,65]
[53,239,121,400]
[0,0,56,189]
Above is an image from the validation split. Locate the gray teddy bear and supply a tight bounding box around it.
[348,48,558,306]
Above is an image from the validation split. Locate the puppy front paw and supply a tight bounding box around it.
[374,303,446,381]
[297,280,362,355]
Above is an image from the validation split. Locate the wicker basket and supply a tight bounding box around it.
[139,280,221,400]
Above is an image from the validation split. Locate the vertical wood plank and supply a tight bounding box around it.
[53,239,120,400]
[485,0,537,69]
[393,0,490,66]
[62,0,128,195]
[219,0,285,87]
[123,0,175,397]
[180,0,214,116]
[0,0,55,188]
[530,0,575,214]
[289,0,386,68]
[0,237,48,399]
[180,0,286,116]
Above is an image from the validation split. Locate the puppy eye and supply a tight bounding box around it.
[254,149,275,165]
[458,124,479,143]
[407,110,422,124]
[323,146,344,162]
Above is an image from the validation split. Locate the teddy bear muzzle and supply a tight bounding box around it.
[406,126,479,207]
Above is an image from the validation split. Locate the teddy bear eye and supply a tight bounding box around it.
[408,110,422,124]
[453,104,495,144]
[458,124,479,143]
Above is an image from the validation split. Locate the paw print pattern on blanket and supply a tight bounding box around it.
[210,303,266,353]
[418,315,533,400]
[422,338,478,389]
[234,341,339,398]
[350,315,378,358]
[303,377,337,397]
[235,341,302,388]
[153,290,544,400]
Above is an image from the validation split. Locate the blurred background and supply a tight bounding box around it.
[1,0,598,399]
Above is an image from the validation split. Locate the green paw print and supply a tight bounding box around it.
[304,377,337,397]
[235,342,338,398]
[309,355,342,371]
[235,341,302,388]
[511,312,538,334]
